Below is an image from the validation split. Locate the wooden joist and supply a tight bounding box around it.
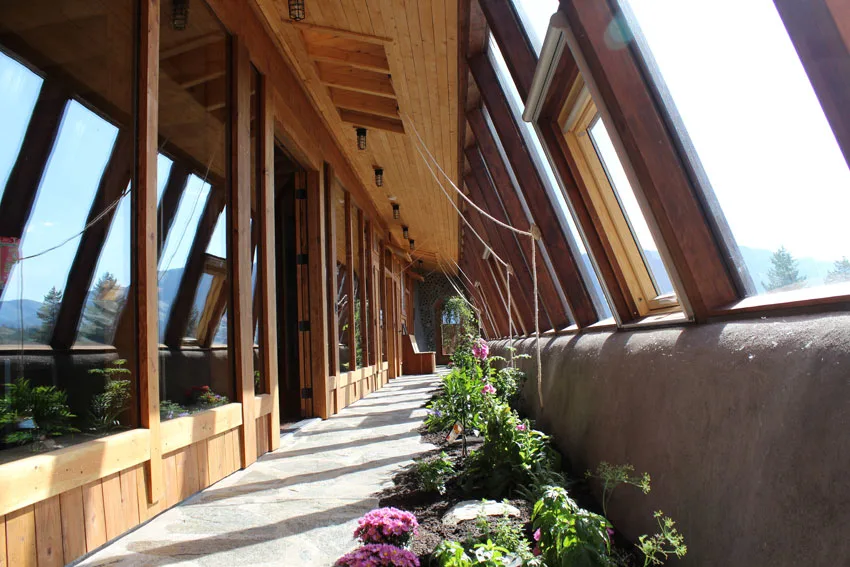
[338,109,405,134]
[305,41,391,74]
[329,88,399,119]
[316,61,396,98]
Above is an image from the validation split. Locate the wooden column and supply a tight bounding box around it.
[324,164,340,379]
[357,210,368,375]
[469,55,598,327]
[258,71,280,451]
[378,240,387,381]
[306,169,330,418]
[365,222,376,367]
[138,0,162,505]
[232,37,257,468]
[344,191,356,371]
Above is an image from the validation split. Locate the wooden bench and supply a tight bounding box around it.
[402,334,437,375]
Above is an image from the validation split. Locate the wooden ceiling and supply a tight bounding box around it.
[254,0,460,270]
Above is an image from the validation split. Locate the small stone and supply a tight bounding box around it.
[441,500,521,526]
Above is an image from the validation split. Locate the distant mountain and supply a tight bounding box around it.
[738,246,837,293]
[0,299,41,329]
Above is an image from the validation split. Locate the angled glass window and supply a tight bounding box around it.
[487,37,614,320]
[0,50,42,201]
[156,154,174,204]
[620,0,850,297]
[509,0,559,54]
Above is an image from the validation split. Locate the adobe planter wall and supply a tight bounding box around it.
[490,312,850,567]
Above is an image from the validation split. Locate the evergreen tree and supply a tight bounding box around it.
[186,305,201,337]
[825,257,850,284]
[34,286,63,343]
[762,246,807,292]
[80,272,123,344]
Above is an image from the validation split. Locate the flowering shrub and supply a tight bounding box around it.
[335,544,420,567]
[481,384,496,395]
[472,338,489,361]
[354,507,419,547]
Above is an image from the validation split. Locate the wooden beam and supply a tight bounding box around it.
[774,0,850,170]
[0,80,66,241]
[466,113,572,329]
[358,209,369,371]
[156,163,191,257]
[138,0,162,505]
[478,0,537,102]
[306,42,391,74]
[232,37,257,467]
[469,55,598,327]
[163,188,225,347]
[51,131,134,350]
[338,109,405,134]
[344,191,357,371]
[329,88,399,119]
[306,169,330,418]
[295,22,393,45]
[316,61,397,98]
[325,163,340,380]
[464,237,509,336]
[562,0,739,320]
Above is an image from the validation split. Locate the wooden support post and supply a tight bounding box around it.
[156,163,191,257]
[232,36,257,468]
[469,55,598,327]
[344,191,356,372]
[358,209,368,376]
[365,222,375,367]
[324,164,340,380]
[306,169,330,418]
[378,239,387,379]
[258,72,280,450]
[139,0,162,504]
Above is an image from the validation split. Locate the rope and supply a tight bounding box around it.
[405,113,546,409]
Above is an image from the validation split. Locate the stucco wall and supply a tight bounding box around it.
[491,312,850,567]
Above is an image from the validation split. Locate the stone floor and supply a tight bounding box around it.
[76,373,442,567]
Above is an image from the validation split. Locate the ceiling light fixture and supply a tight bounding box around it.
[374,167,384,187]
[172,0,189,30]
[356,127,367,150]
[289,0,306,21]
[392,203,400,220]
[409,239,415,251]
[402,225,409,239]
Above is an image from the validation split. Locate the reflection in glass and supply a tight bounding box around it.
[0,51,42,201]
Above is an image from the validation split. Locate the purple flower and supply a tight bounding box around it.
[516,423,527,432]
[481,384,496,395]
[533,528,541,542]
[472,338,489,361]
[335,544,420,567]
[354,507,419,547]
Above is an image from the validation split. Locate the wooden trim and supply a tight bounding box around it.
[468,55,598,327]
[324,163,340,377]
[0,429,150,518]
[160,403,243,454]
[467,109,572,329]
[478,0,536,102]
[562,0,739,320]
[138,0,162,505]
[344,191,356,371]
[51,131,134,350]
[306,169,330,418]
[232,36,257,468]
[258,69,280,451]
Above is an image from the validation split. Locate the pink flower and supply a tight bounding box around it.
[472,338,489,360]
[533,528,541,542]
[516,424,527,432]
[481,384,496,395]
[533,545,541,556]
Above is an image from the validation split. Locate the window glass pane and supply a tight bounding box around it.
[157,0,232,418]
[509,0,559,54]
[621,0,850,295]
[487,38,613,318]
[156,154,174,204]
[0,0,137,461]
[588,117,674,296]
[336,186,350,372]
[0,51,42,200]
[250,66,265,394]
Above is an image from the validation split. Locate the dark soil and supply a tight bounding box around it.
[378,426,533,565]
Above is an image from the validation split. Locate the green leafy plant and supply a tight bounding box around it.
[585,462,651,517]
[88,359,132,432]
[254,370,262,394]
[488,365,527,408]
[0,378,78,450]
[425,367,489,456]
[434,539,522,567]
[470,510,533,562]
[532,486,613,567]
[160,400,188,421]
[414,451,455,494]
[637,511,687,566]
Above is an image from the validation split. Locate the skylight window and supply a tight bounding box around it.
[508,0,559,54]
[620,0,850,294]
[0,50,42,202]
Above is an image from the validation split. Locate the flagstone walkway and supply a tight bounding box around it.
[76,372,443,567]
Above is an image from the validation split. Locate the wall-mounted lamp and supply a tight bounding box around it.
[356,127,367,150]
[402,225,409,239]
[289,0,306,21]
[172,0,189,30]
[392,203,400,220]
[409,239,415,251]
[374,167,384,187]
[418,260,424,267]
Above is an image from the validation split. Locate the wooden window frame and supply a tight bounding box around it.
[561,80,678,317]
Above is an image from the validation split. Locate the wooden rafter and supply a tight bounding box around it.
[478,0,536,103]
[338,109,405,134]
[316,61,396,98]
[305,40,391,74]
[329,88,399,119]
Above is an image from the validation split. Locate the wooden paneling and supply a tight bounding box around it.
[159,403,243,454]
[82,481,107,551]
[33,496,63,567]
[5,506,36,567]
[59,488,86,562]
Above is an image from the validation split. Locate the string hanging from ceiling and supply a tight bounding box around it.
[403,112,544,409]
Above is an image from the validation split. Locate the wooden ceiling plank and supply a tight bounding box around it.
[317,61,397,98]
[330,88,399,119]
[431,0,451,197]
[339,109,405,134]
[293,22,392,44]
[306,43,390,73]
